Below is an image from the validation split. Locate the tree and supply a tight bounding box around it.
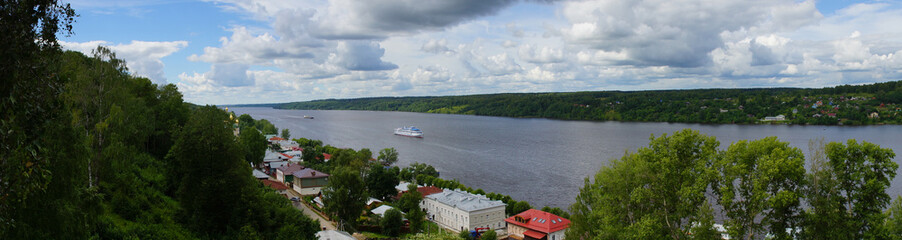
[406,206,426,233]
[713,137,805,240]
[168,105,255,234]
[366,166,401,201]
[238,114,255,131]
[567,129,719,239]
[480,228,497,240]
[398,184,423,213]
[381,208,403,237]
[459,230,473,240]
[239,126,267,167]
[322,167,368,231]
[1,0,78,232]
[804,139,897,239]
[886,196,902,238]
[378,148,399,166]
[281,128,291,139]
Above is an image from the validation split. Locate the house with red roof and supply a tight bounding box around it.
[394,186,443,200]
[260,179,290,195]
[505,209,570,240]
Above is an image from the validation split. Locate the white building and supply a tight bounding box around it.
[422,189,506,232]
[762,114,786,121]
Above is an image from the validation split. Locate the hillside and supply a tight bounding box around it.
[278,81,902,125]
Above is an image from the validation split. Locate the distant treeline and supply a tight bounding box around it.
[278,81,902,125]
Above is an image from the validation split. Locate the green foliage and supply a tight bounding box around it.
[398,184,424,213]
[567,129,718,239]
[804,140,898,239]
[886,196,902,238]
[278,81,902,125]
[0,0,77,231]
[480,229,497,240]
[281,128,291,139]
[381,208,403,237]
[459,230,473,240]
[323,167,368,231]
[378,148,400,166]
[168,106,254,234]
[239,127,267,167]
[714,137,805,239]
[256,119,278,135]
[367,166,401,201]
[238,114,255,130]
[403,232,459,240]
[406,206,426,233]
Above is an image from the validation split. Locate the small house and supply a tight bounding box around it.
[505,209,570,240]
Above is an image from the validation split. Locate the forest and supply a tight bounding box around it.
[278,81,902,125]
[1,2,318,239]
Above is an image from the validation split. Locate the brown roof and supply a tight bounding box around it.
[277,163,305,174]
[293,168,329,179]
[260,179,289,190]
[395,186,443,199]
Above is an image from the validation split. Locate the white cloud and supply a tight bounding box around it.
[327,41,398,71]
[421,38,455,54]
[560,0,820,68]
[518,44,564,63]
[62,40,188,85]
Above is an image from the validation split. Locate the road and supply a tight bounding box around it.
[286,188,335,230]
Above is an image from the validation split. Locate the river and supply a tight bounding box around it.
[231,107,902,210]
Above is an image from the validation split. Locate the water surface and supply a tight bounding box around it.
[232,107,902,209]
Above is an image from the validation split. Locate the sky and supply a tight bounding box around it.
[60,0,902,105]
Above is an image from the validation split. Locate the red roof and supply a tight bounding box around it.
[322,153,331,160]
[395,186,443,199]
[523,230,547,239]
[279,152,293,159]
[269,137,286,141]
[504,209,570,234]
[260,179,289,190]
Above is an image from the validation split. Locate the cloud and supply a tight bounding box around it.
[208,63,255,87]
[518,44,564,63]
[421,38,455,54]
[409,65,453,85]
[327,41,399,71]
[61,40,188,84]
[560,0,821,68]
[188,26,316,65]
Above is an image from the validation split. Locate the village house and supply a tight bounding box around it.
[422,189,506,232]
[762,114,786,121]
[275,162,305,183]
[260,179,290,195]
[252,169,269,180]
[291,168,329,195]
[394,185,443,200]
[505,209,570,240]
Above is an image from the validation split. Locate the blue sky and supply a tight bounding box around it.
[61,0,902,104]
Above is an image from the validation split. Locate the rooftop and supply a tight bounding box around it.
[425,189,505,212]
[395,186,443,199]
[292,168,329,179]
[260,179,289,191]
[504,209,570,234]
[277,163,305,175]
[252,169,269,179]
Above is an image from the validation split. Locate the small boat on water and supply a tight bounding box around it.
[303,115,314,119]
[394,126,423,138]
